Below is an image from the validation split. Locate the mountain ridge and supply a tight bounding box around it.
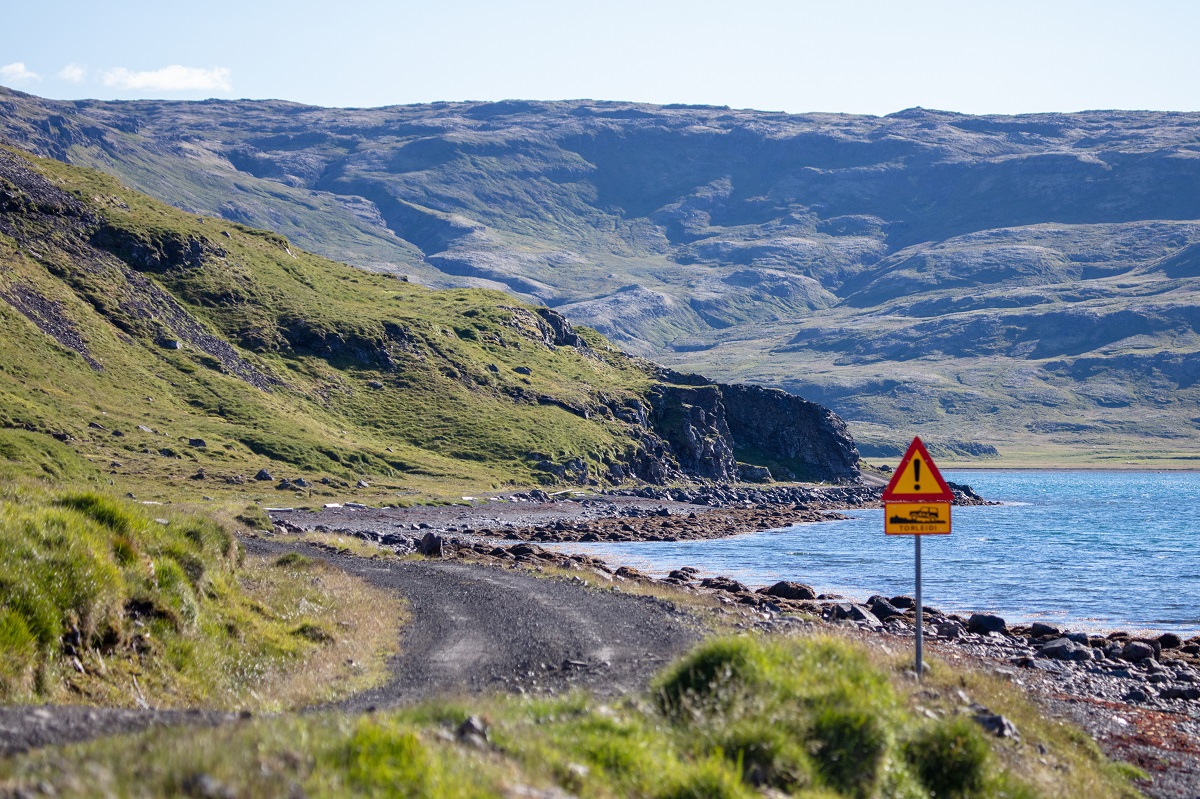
[4,86,1200,462]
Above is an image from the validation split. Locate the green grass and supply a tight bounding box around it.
[0,428,99,482]
[0,482,403,709]
[0,635,1146,799]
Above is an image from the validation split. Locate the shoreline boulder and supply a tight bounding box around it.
[761,581,817,601]
[968,613,1008,636]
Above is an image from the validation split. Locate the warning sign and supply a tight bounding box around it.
[881,437,955,502]
[884,502,952,535]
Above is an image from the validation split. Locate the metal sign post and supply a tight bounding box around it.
[881,437,953,680]
[915,534,922,677]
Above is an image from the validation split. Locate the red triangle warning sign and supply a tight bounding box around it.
[881,437,955,502]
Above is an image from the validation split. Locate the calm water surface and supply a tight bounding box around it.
[549,471,1200,634]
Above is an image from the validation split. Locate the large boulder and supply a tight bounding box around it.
[1157,633,1183,650]
[973,711,1020,742]
[866,596,905,621]
[826,603,883,630]
[1029,622,1061,638]
[762,581,817,601]
[935,620,966,639]
[1121,641,1156,662]
[967,613,1008,635]
[700,576,750,594]
[614,566,650,581]
[737,463,773,483]
[418,532,444,557]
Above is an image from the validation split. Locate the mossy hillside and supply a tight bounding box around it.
[0,635,1144,798]
[0,428,99,482]
[0,243,461,495]
[0,482,403,708]
[0,147,659,498]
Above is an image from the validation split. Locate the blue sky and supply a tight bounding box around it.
[3,0,1198,115]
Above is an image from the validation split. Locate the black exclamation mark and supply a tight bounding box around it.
[913,459,921,491]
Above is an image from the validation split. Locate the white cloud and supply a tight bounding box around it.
[101,65,232,93]
[58,64,87,83]
[0,62,41,84]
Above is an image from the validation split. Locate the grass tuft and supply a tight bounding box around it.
[0,482,403,709]
[274,551,316,569]
[904,717,990,799]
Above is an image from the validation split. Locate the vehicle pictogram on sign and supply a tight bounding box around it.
[884,502,951,535]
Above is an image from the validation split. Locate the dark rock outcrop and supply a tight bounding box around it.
[761,581,818,601]
[1040,638,1093,661]
[639,369,860,484]
[718,382,860,481]
[967,613,1008,635]
[699,576,749,594]
[647,382,738,481]
[534,307,588,350]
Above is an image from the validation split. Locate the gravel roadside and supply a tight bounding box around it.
[241,537,700,709]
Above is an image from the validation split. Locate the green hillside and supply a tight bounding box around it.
[0,145,681,501]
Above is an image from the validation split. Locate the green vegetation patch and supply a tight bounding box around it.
[0,483,383,708]
[0,429,98,483]
[0,635,1144,798]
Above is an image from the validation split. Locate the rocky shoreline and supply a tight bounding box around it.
[268,484,1200,718]
[267,481,990,545]
[268,484,1199,798]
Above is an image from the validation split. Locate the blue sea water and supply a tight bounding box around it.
[549,471,1200,635]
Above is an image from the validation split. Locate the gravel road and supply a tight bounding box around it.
[242,538,700,709]
[0,537,698,755]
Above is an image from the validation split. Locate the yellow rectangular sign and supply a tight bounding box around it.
[885,502,951,535]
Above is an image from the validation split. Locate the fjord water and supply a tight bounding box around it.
[560,471,1200,634]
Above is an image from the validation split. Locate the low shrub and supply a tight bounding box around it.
[905,717,990,798]
[715,720,815,790]
[654,635,766,718]
[810,700,890,798]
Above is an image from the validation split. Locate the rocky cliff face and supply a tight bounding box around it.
[718,383,860,481]
[633,370,860,484]
[647,382,738,481]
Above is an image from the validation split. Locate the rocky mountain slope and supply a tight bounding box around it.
[0,145,858,496]
[3,87,1200,462]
